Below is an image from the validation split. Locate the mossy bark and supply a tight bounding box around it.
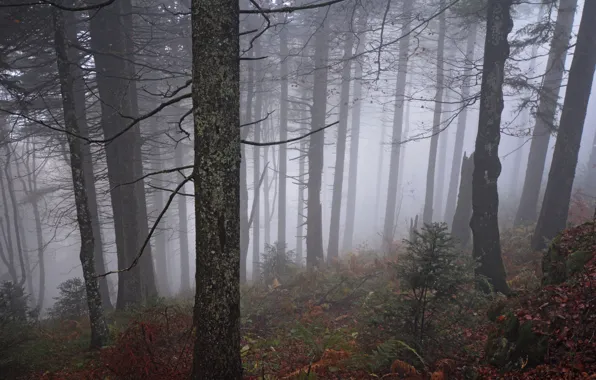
[190,0,242,377]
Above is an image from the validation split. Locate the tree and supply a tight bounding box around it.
[52,4,109,348]
[532,0,596,250]
[277,17,289,255]
[470,0,513,295]
[423,0,446,225]
[342,11,367,253]
[382,0,414,251]
[444,23,477,226]
[175,143,191,293]
[190,0,242,377]
[306,7,330,270]
[515,0,579,226]
[328,15,355,262]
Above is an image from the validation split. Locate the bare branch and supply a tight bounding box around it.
[241,121,338,146]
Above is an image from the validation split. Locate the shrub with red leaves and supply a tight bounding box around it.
[37,306,194,380]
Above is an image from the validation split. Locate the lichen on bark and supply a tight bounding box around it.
[190,0,242,378]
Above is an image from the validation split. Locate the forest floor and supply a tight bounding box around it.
[6,222,596,380]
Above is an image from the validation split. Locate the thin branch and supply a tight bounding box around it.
[96,177,191,278]
[240,110,275,128]
[240,0,346,14]
[241,121,338,146]
[0,0,116,11]
[108,165,194,192]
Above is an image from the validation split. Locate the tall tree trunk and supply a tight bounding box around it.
[451,152,474,246]
[89,0,142,309]
[435,84,451,221]
[190,0,242,376]
[263,142,270,246]
[382,0,415,250]
[0,163,18,284]
[120,0,158,299]
[52,5,109,348]
[278,20,289,254]
[375,122,387,234]
[175,144,191,292]
[532,0,596,250]
[398,83,411,190]
[423,2,446,224]
[240,49,254,284]
[585,129,596,197]
[328,28,354,262]
[343,13,367,252]
[470,0,513,295]
[3,149,27,289]
[252,39,263,280]
[306,8,330,269]
[515,0,578,226]
[66,9,113,310]
[148,109,170,296]
[444,23,477,226]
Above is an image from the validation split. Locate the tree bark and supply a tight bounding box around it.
[190,0,242,376]
[306,8,330,270]
[532,0,596,250]
[328,28,354,262]
[470,0,513,295]
[423,1,446,224]
[445,23,477,226]
[515,0,578,226]
[52,5,109,348]
[382,0,415,250]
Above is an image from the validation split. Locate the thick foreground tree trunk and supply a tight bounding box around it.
[532,0,596,250]
[514,0,578,226]
[470,0,513,295]
[382,0,414,251]
[190,0,242,377]
[53,5,109,349]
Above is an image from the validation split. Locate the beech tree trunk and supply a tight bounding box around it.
[515,0,578,226]
[343,13,367,253]
[470,0,513,295]
[306,8,330,270]
[532,0,596,250]
[53,5,109,348]
[423,1,446,224]
[382,0,414,251]
[328,28,354,262]
[445,23,477,226]
[190,0,242,376]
